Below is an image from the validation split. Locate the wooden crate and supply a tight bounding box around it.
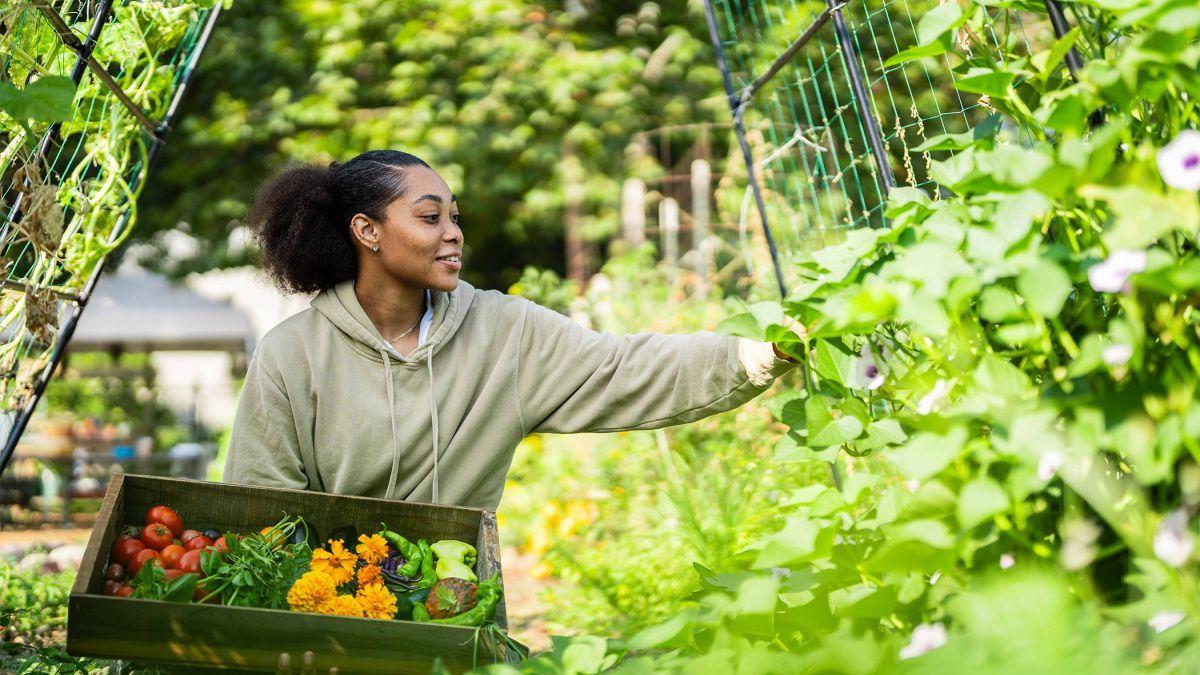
[68,474,522,673]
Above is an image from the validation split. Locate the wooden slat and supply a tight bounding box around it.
[71,473,124,596]
[69,474,524,672]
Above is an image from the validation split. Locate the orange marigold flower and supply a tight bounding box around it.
[357,563,382,587]
[311,539,357,586]
[317,594,364,618]
[356,582,398,620]
[287,571,337,613]
[355,534,389,565]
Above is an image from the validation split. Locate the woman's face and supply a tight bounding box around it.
[355,166,463,292]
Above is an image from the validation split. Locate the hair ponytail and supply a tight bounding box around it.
[247,150,431,294]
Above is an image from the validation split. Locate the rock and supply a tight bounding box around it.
[15,551,47,573]
[46,544,85,572]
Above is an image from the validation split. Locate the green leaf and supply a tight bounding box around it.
[1017,259,1072,317]
[0,76,76,123]
[889,427,967,481]
[957,477,1010,529]
[864,520,956,572]
[814,340,856,388]
[1032,27,1080,81]
[883,41,949,68]
[954,68,1016,97]
[807,394,865,447]
[753,517,835,568]
[917,2,965,45]
[973,355,1032,400]
[829,583,899,619]
[858,418,908,451]
[979,286,1023,323]
[912,114,1003,152]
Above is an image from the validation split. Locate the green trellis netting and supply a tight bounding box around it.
[706,0,1068,281]
[0,0,224,461]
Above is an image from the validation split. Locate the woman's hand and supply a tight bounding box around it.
[772,316,807,362]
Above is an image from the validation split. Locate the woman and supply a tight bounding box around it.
[224,150,798,510]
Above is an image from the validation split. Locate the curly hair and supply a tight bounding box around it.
[246,150,431,294]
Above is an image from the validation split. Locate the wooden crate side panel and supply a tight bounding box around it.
[67,595,504,674]
[72,474,125,596]
[475,511,508,630]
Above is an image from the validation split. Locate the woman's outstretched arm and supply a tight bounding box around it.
[515,300,798,435]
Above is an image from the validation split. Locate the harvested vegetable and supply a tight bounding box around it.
[424,578,478,619]
[432,539,478,582]
[413,573,502,626]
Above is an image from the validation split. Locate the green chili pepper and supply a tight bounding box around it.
[412,603,431,622]
[416,539,437,590]
[378,525,420,560]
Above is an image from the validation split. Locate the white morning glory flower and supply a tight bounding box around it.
[1102,343,1133,367]
[1157,130,1200,191]
[900,623,948,660]
[1148,611,1185,634]
[1087,250,1147,293]
[1038,450,1066,481]
[999,553,1015,569]
[1154,509,1194,568]
[917,379,952,415]
[853,343,886,390]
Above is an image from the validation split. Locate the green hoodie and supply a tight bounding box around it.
[223,280,796,510]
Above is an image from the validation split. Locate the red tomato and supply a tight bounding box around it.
[178,549,204,574]
[163,568,187,580]
[145,505,184,538]
[180,529,202,545]
[111,538,145,566]
[115,584,134,597]
[185,536,213,551]
[141,523,173,551]
[159,544,186,569]
[129,549,160,575]
[214,536,229,554]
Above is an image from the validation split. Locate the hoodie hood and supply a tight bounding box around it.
[310,280,474,502]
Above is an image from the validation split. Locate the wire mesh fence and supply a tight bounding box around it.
[0,0,224,473]
[704,0,1066,291]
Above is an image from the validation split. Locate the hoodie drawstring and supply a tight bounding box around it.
[381,349,401,500]
[379,346,441,504]
[428,353,440,504]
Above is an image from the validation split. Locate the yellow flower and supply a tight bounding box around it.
[311,539,358,586]
[356,582,398,620]
[317,594,364,618]
[287,571,337,613]
[355,534,389,565]
[357,563,382,587]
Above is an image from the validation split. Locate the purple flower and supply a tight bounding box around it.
[853,343,886,390]
[1157,130,1200,191]
[1088,250,1146,293]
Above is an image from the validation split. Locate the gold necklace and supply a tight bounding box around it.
[387,317,421,344]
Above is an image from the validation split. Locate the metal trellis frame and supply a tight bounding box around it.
[0,2,226,480]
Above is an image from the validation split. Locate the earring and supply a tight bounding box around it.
[371,245,380,252]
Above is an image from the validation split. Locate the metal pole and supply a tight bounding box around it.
[1043,0,1084,79]
[33,0,162,137]
[0,3,226,479]
[827,0,896,192]
[701,0,789,299]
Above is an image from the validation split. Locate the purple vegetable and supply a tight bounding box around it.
[381,549,421,589]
